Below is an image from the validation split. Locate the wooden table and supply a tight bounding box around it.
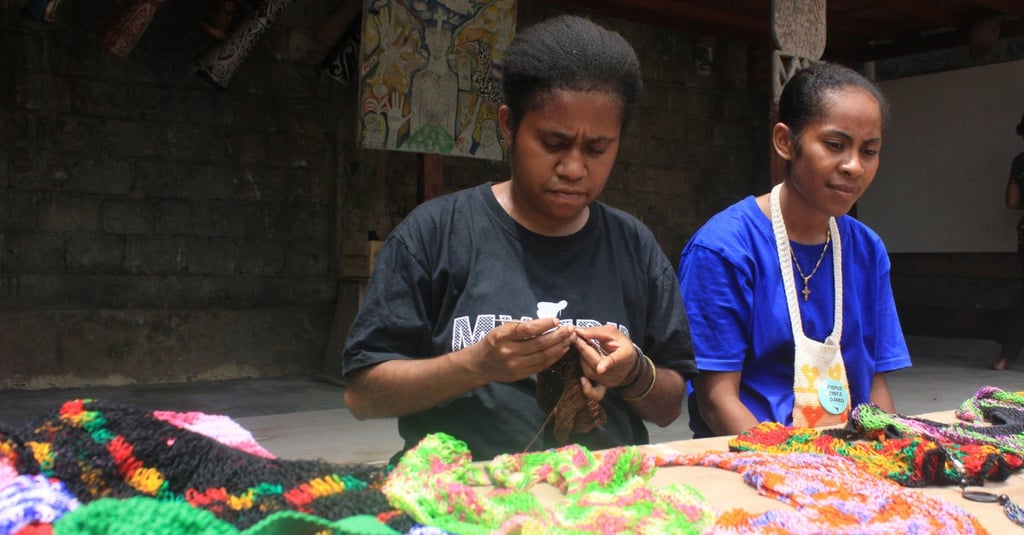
[629,410,1023,533]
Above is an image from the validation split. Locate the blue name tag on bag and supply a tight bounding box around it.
[818,378,849,415]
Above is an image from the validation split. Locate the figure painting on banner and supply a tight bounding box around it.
[357,0,515,160]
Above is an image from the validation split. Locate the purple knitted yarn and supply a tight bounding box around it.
[0,474,80,533]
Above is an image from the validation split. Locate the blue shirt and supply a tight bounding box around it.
[677,196,912,437]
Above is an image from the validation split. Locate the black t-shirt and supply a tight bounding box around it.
[343,182,696,460]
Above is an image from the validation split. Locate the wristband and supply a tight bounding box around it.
[617,344,646,389]
[619,354,657,401]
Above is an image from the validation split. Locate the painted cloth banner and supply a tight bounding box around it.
[357,0,515,160]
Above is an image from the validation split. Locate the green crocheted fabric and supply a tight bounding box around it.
[383,432,712,534]
[53,496,401,535]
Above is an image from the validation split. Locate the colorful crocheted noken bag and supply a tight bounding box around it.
[851,386,1024,456]
[730,420,1024,487]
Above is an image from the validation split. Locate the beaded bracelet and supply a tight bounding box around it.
[620,354,657,401]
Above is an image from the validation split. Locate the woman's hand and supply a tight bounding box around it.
[573,325,641,401]
[466,318,576,384]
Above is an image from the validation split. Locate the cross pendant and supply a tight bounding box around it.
[801,284,811,301]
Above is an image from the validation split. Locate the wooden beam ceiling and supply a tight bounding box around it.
[529,0,1024,65]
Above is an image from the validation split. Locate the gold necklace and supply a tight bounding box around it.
[791,228,831,301]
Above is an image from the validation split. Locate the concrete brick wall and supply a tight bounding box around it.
[0,0,341,388]
[0,0,770,389]
[891,252,1021,341]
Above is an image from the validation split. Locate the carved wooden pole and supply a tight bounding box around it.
[194,0,294,89]
[97,0,166,58]
[320,0,363,85]
[770,0,826,185]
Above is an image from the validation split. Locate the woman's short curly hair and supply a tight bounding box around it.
[500,15,642,135]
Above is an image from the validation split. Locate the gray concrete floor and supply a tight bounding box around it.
[1,336,1021,465]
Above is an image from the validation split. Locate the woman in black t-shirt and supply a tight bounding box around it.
[342,15,696,460]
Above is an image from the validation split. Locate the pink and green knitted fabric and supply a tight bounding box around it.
[385,432,990,535]
[384,432,713,535]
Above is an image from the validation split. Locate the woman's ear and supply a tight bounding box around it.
[772,122,795,161]
[498,105,514,147]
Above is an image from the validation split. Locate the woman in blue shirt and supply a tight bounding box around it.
[677,62,912,438]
